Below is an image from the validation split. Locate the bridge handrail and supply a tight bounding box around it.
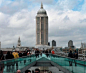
[52,54,86,62]
[0,54,35,63]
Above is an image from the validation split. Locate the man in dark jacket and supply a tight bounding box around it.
[0,50,4,73]
[37,49,40,58]
[23,51,27,65]
[45,49,49,57]
[19,51,22,57]
[74,50,78,59]
[23,51,27,56]
[35,49,38,58]
[68,50,73,58]
[35,68,40,73]
[0,50,4,60]
[6,51,12,72]
[74,50,78,66]
[68,50,73,66]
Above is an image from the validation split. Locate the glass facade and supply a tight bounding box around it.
[37,17,40,44]
[36,16,48,45]
[41,17,44,44]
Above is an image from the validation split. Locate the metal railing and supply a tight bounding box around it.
[51,54,86,73]
[0,53,86,73]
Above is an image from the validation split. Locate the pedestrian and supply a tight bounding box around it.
[52,50,55,54]
[49,50,51,57]
[19,51,22,57]
[0,50,4,60]
[17,70,21,73]
[10,52,14,59]
[35,49,38,58]
[10,51,14,71]
[0,50,4,73]
[37,49,40,58]
[49,71,52,73]
[68,50,73,66]
[18,51,22,63]
[40,50,42,56]
[74,50,78,66]
[74,50,78,59]
[12,50,19,70]
[6,51,12,72]
[25,70,31,73]
[23,51,27,65]
[35,68,40,73]
[12,50,19,59]
[45,49,49,57]
[23,51,27,56]
[6,51,12,59]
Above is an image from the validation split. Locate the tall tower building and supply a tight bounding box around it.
[52,40,56,47]
[17,37,21,47]
[36,3,48,49]
[68,40,73,47]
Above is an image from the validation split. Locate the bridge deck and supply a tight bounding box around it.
[0,54,86,73]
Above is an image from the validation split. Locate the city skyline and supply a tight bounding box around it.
[0,0,86,48]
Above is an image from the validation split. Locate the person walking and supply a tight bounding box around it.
[45,49,49,57]
[6,51,12,72]
[74,50,78,66]
[23,51,27,65]
[19,51,22,57]
[0,50,4,73]
[17,70,21,73]
[0,50,4,60]
[12,50,19,70]
[37,49,40,58]
[52,50,55,54]
[35,49,38,58]
[35,68,40,73]
[68,50,73,66]
[12,50,19,59]
[49,71,52,73]
[25,70,31,73]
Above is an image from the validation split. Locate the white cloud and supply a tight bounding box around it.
[30,0,54,4]
[54,0,78,10]
[0,0,86,48]
[81,0,86,13]
[0,0,3,6]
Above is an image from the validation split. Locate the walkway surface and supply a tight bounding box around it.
[0,54,86,73]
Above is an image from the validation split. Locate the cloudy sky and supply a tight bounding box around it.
[0,0,86,48]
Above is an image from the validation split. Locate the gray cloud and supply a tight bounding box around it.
[30,0,54,4]
[63,15,70,21]
[0,0,86,48]
[80,18,86,23]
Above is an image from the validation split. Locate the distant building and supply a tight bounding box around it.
[48,42,50,46]
[35,3,49,50]
[52,40,56,47]
[81,42,86,49]
[68,40,73,47]
[17,37,21,48]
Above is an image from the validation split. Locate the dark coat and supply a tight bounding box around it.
[74,52,78,59]
[23,52,27,56]
[0,50,4,60]
[19,53,22,57]
[0,54,4,60]
[6,52,14,60]
[68,51,73,58]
